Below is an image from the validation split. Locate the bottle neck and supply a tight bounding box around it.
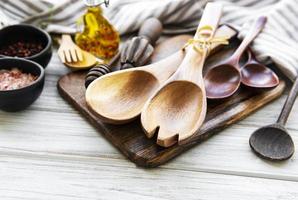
[87,6,103,14]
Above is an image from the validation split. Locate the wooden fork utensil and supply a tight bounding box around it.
[58,34,83,63]
[141,3,225,147]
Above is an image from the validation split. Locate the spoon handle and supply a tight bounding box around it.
[195,3,223,39]
[277,78,298,125]
[177,2,222,79]
[229,16,267,66]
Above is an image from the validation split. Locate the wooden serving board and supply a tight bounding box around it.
[57,35,285,167]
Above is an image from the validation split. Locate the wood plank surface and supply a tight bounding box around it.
[1,152,298,200]
[1,49,298,200]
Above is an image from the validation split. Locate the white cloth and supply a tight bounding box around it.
[0,0,298,80]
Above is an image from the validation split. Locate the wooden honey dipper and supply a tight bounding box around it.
[85,18,163,88]
[85,52,119,88]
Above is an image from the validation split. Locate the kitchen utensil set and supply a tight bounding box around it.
[85,23,235,126]
[86,3,229,146]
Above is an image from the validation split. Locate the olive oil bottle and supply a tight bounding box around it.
[75,1,120,60]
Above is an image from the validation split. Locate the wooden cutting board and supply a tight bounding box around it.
[57,35,285,167]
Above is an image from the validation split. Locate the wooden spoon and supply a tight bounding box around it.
[85,24,236,124]
[86,51,184,124]
[249,78,297,161]
[141,3,223,147]
[204,16,267,99]
[241,48,279,88]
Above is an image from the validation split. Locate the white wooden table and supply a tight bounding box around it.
[0,51,298,200]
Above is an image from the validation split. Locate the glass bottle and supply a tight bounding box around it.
[75,0,120,60]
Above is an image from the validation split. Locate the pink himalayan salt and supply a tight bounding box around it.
[0,68,37,91]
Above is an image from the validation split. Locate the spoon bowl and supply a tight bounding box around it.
[86,69,159,124]
[242,64,279,88]
[142,81,205,147]
[249,78,298,161]
[241,50,279,88]
[205,64,241,99]
[249,124,294,160]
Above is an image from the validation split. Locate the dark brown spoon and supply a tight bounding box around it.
[241,49,279,88]
[204,16,267,99]
[249,78,298,161]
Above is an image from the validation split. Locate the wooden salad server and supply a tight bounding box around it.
[86,50,185,124]
[141,3,224,147]
[85,24,234,125]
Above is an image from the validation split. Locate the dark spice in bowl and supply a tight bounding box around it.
[0,24,52,68]
[0,40,43,57]
[0,68,38,91]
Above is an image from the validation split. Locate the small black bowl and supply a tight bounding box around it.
[0,58,45,112]
[0,24,52,68]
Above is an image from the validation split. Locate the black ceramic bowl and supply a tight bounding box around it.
[0,24,52,68]
[0,58,45,112]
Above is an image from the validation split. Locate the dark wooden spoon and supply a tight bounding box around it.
[204,16,267,99]
[249,78,298,161]
[241,49,279,88]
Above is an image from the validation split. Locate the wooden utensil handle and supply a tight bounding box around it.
[61,34,73,42]
[229,16,267,65]
[195,3,223,38]
[138,18,163,45]
[277,78,298,125]
[177,2,222,79]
